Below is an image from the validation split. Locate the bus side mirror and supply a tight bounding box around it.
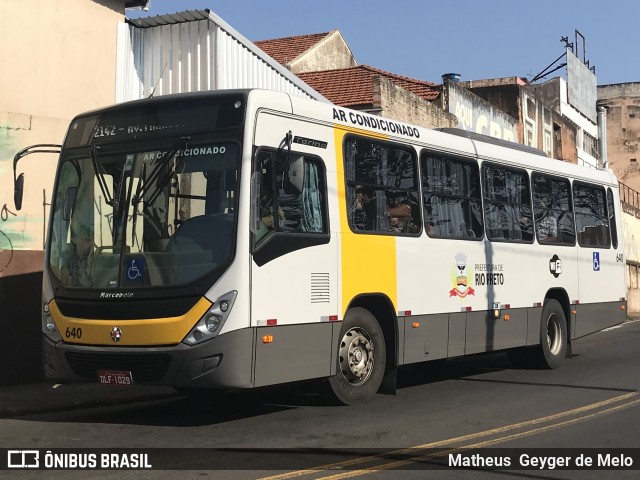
[63,187,77,221]
[284,155,304,194]
[14,173,24,211]
[12,143,62,211]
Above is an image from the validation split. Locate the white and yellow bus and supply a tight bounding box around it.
[25,89,626,404]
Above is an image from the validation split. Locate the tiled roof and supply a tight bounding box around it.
[297,65,441,107]
[254,32,332,66]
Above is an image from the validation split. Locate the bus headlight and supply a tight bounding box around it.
[42,298,62,343]
[183,291,237,345]
[205,313,222,332]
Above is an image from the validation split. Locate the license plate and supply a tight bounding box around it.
[97,370,133,385]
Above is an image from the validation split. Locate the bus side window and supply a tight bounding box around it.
[421,152,483,240]
[275,154,325,234]
[253,149,327,245]
[344,137,420,235]
[607,188,618,249]
[532,173,575,246]
[573,182,610,248]
[482,163,533,242]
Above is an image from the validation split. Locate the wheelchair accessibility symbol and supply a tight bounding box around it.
[593,252,600,271]
[125,257,146,283]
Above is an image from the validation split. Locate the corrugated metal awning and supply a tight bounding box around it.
[121,9,328,103]
[125,1,149,9]
[126,9,211,28]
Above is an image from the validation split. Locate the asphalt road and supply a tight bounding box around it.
[1,318,639,479]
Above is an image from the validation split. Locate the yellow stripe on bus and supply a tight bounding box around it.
[334,126,397,317]
[50,296,212,346]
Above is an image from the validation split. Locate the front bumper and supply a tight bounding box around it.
[43,327,255,390]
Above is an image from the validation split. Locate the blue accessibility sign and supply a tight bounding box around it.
[125,256,146,284]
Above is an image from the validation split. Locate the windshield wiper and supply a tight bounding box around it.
[129,163,146,250]
[132,136,190,208]
[90,145,114,207]
[113,154,135,218]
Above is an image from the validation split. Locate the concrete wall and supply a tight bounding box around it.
[598,83,640,191]
[622,210,640,312]
[464,79,522,121]
[289,30,358,74]
[374,76,456,129]
[0,0,125,277]
[552,111,578,164]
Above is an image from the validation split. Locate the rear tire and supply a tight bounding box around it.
[535,299,567,369]
[509,299,568,369]
[328,308,386,405]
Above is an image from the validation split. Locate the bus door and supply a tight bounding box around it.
[250,112,337,387]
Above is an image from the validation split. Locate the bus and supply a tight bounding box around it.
[17,89,627,405]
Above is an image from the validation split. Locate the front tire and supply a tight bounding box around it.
[328,308,386,405]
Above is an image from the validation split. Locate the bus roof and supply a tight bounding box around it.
[65,88,617,187]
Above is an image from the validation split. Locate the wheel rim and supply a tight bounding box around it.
[546,313,562,356]
[338,327,374,385]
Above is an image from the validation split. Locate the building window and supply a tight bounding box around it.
[583,131,599,158]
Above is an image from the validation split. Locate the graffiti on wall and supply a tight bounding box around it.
[447,81,519,143]
[0,230,13,273]
[1,122,43,262]
[0,124,16,272]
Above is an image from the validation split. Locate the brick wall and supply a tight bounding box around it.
[374,76,456,129]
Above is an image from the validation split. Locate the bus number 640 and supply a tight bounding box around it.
[65,327,82,339]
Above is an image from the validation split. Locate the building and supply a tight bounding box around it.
[598,82,640,312]
[255,32,456,129]
[455,76,583,163]
[254,32,600,164]
[598,82,640,191]
[254,30,357,74]
[298,66,456,129]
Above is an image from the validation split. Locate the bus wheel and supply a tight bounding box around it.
[536,299,567,369]
[328,308,386,405]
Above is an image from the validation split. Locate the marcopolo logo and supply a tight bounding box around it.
[549,255,562,278]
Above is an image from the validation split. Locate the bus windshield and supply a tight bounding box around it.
[48,142,239,289]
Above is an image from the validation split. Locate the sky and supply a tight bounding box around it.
[128,1,640,86]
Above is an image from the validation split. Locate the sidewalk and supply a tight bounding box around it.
[0,382,177,418]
